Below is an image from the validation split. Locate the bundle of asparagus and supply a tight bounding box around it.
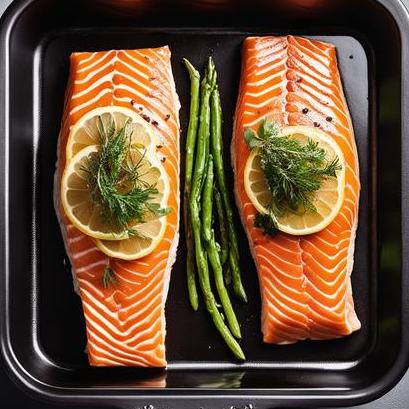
[183,57,246,360]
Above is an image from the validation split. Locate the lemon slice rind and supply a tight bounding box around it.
[244,125,346,236]
[66,106,158,162]
[61,144,170,246]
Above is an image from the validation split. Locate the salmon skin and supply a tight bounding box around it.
[232,36,361,344]
[54,47,180,366]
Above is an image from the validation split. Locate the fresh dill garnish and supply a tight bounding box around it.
[81,116,170,237]
[254,212,278,236]
[102,265,118,289]
[245,119,341,235]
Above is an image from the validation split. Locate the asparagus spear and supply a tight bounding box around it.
[214,185,229,266]
[189,62,244,360]
[210,83,247,303]
[202,155,214,243]
[183,58,200,311]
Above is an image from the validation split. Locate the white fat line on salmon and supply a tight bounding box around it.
[69,89,112,116]
[76,52,97,66]
[115,261,166,288]
[118,56,170,97]
[122,292,162,323]
[346,182,360,201]
[243,111,283,128]
[308,326,343,339]
[246,81,286,98]
[79,275,163,317]
[301,239,349,260]
[80,291,155,338]
[289,87,340,117]
[259,271,306,306]
[302,264,349,289]
[258,262,304,295]
[113,93,177,131]
[263,281,309,319]
[116,261,150,271]
[68,234,87,244]
[333,209,354,231]
[247,57,287,75]
[290,73,338,103]
[117,53,150,80]
[305,233,349,249]
[145,49,173,83]
[255,58,289,76]
[264,308,309,332]
[248,47,287,64]
[85,301,163,350]
[244,96,280,110]
[289,50,330,78]
[76,259,108,274]
[114,69,153,94]
[291,40,331,68]
[255,239,303,258]
[121,51,153,78]
[292,37,331,61]
[343,196,358,215]
[66,223,84,233]
[295,88,346,123]
[126,325,164,350]
[88,336,155,366]
[75,56,118,84]
[114,82,175,120]
[130,334,162,350]
[85,311,162,355]
[246,70,286,87]
[307,289,348,313]
[288,53,333,83]
[255,242,303,265]
[256,246,305,269]
[77,51,116,74]
[267,310,308,339]
[72,74,116,99]
[71,246,100,260]
[123,310,165,345]
[308,303,348,325]
[302,252,349,276]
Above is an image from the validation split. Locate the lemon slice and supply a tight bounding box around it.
[95,152,170,260]
[94,217,168,260]
[66,106,157,161]
[61,144,170,244]
[244,125,345,235]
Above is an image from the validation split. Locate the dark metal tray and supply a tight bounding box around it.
[1,0,409,408]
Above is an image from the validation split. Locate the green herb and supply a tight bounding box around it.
[81,116,170,237]
[254,212,278,236]
[245,119,341,233]
[102,265,118,289]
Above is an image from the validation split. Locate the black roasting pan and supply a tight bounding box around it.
[0,0,409,407]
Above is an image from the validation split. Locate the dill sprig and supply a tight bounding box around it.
[82,116,170,237]
[102,265,118,289]
[244,119,341,234]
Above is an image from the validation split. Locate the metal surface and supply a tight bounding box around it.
[0,0,408,408]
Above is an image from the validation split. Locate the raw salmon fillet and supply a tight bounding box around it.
[232,36,361,344]
[54,47,180,366]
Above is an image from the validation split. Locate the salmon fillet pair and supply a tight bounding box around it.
[55,35,360,367]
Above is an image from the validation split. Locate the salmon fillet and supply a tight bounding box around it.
[232,36,361,344]
[54,47,180,366]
